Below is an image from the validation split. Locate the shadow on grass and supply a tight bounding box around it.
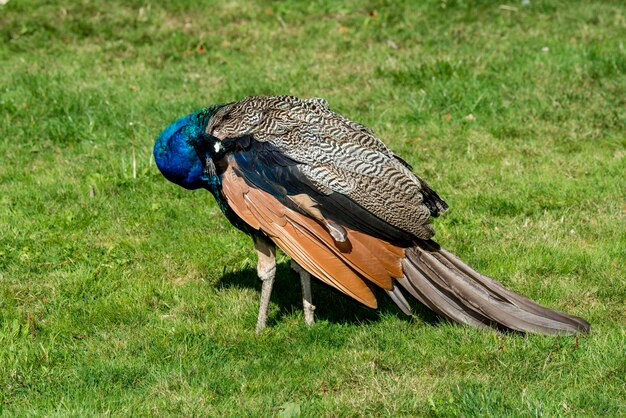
[217,261,441,327]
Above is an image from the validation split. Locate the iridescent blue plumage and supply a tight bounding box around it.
[154,109,218,190]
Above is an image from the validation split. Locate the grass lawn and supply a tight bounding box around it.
[1,0,625,415]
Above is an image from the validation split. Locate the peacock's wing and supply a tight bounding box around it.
[208,96,447,241]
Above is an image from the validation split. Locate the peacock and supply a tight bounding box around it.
[153,95,590,335]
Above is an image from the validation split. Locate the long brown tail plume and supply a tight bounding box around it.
[397,241,590,335]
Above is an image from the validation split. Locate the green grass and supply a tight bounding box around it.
[1,0,625,415]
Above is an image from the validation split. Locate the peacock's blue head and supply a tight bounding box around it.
[154,106,224,190]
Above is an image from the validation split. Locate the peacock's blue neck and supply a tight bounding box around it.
[154,104,253,234]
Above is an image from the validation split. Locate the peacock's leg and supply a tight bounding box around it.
[254,235,276,333]
[291,261,315,325]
